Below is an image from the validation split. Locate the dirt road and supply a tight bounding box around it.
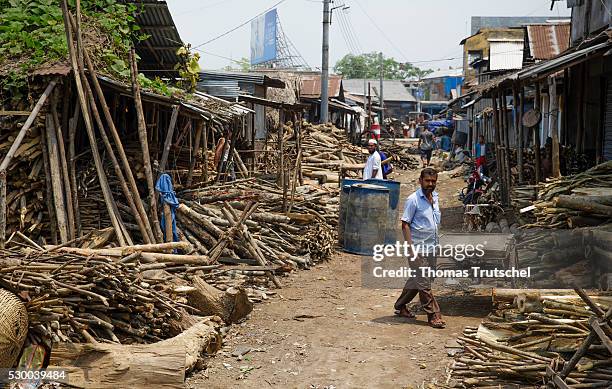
[188,162,491,389]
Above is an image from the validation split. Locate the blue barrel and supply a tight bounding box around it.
[364,179,401,244]
[343,184,389,255]
[338,184,352,245]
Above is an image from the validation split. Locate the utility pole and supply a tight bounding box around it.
[379,52,384,124]
[320,0,331,124]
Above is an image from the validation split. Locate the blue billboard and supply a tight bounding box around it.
[250,9,277,65]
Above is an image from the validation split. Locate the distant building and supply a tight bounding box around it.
[342,79,417,121]
[460,28,525,87]
[470,16,569,35]
[419,68,464,101]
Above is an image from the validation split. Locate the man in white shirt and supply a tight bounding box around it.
[363,139,383,180]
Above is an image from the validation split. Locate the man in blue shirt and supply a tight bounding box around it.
[394,168,445,328]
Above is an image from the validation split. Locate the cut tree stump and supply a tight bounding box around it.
[187,276,253,323]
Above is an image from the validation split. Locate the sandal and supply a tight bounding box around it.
[395,307,416,318]
[429,318,446,329]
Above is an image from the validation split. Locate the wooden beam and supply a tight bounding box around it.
[518,85,525,184]
[159,105,180,172]
[549,76,560,178]
[45,115,69,243]
[534,82,542,183]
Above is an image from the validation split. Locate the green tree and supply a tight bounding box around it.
[224,57,251,72]
[334,52,432,79]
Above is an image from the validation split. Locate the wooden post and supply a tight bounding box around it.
[534,82,542,183]
[549,76,560,178]
[129,47,163,243]
[159,105,180,173]
[512,84,523,184]
[501,91,512,202]
[186,119,203,187]
[0,171,6,249]
[163,203,173,243]
[68,100,81,238]
[203,122,209,182]
[492,93,505,203]
[45,115,69,243]
[80,44,155,243]
[61,0,127,246]
[51,94,76,240]
[519,86,525,184]
[278,109,285,188]
[40,117,58,245]
[577,64,586,153]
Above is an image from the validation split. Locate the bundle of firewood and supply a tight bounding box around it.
[0,246,194,345]
[450,288,612,388]
[520,161,612,229]
[178,179,337,270]
[513,224,612,289]
[378,140,420,170]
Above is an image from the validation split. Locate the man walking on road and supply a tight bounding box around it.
[394,168,445,328]
[363,139,383,180]
[418,126,434,168]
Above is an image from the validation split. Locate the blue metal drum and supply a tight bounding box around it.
[364,179,401,243]
[343,184,389,255]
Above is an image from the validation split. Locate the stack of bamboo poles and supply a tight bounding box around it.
[450,288,612,388]
[520,161,612,229]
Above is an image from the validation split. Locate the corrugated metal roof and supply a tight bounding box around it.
[471,16,569,35]
[526,23,570,60]
[420,68,463,80]
[342,79,416,102]
[198,80,240,98]
[300,75,343,98]
[128,0,182,73]
[199,70,285,88]
[489,40,524,70]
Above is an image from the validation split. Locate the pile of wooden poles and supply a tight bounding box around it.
[378,140,421,170]
[0,243,195,345]
[513,224,612,289]
[450,288,612,388]
[517,161,612,229]
[178,178,338,269]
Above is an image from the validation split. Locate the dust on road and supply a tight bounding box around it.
[188,161,490,389]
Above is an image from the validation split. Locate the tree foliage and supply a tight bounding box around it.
[334,52,432,80]
[223,57,251,72]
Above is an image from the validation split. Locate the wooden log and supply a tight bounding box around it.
[0,171,5,249]
[51,95,75,240]
[159,105,180,172]
[186,276,252,324]
[129,47,162,243]
[49,319,221,388]
[45,115,69,243]
[163,203,173,243]
[203,123,209,182]
[68,101,81,238]
[553,195,612,217]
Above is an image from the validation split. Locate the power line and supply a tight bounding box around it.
[337,7,362,53]
[353,0,409,61]
[192,0,289,49]
[335,8,360,53]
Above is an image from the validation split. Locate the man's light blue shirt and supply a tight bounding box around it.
[401,188,441,252]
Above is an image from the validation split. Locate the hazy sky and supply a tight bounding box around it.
[165,0,571,71]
